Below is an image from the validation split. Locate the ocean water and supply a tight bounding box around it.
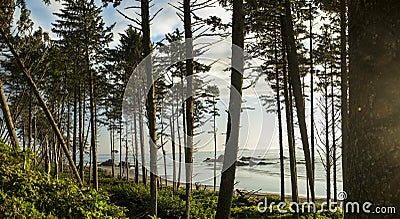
[90,147,342,198]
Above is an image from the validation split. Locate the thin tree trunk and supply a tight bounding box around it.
[28,96,32,149]
[119,121,123,179]
[0,78,19,148]
[169,117,176,190]
[111,124,115,178]
[126,122,129,180]
[178,75,185,189]
[160,98,168,186]
[285,66,299,206]
[274,26,285,202]
[324,62,331,204]
[133,115,139,183]
[176,91,182,188]
[309,2,315,204]
[139,105,147,184]
[0,28,83,186]
[213,97,217,192]
[281,0,314,203]
[280,28,299,218]
[73,91,77,165]
[183,0,194,217]
[141,0,157,215]
[340,0,348,200]
[79,85,84,184]
[331,66,337,204]
[215,0,244,218]
[45,135,50,175]
[88,61,98,190]
[170,100,176,190]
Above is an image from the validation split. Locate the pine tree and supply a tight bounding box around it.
[52,0,114,189]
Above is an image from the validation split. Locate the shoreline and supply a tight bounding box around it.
[98,166,326,203]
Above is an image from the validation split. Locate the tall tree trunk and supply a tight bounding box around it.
[331,66,337,204]
[178,75,185,189]
[340,0,349,202]
[160,98,168,186]
[0,78,19,148]
[119,121,123,179]
[286,68,299,207]
[45,135,50,175]
[33,115,37,162]
[79,85,84,184]
[111,124,115,178]
[169,117,176,190]
[134,114,139,183]
[347,1,400,217]
[274,26,285,202]
[280,17,299,215]
[73,91,77,165]
[141,0,157,215]
[215,0,244,218]
[0,28,83,186]
[28,95,32,149]
[183,1,194,218]
[170,100,176,190]
[139,104,147,184]
[176,92,182,189]
[89,61,98,190]
[213,97,218,192]
[324,62,331,204]
[309,2,315,203]
[126,122,129,180]
[281,0,315,203]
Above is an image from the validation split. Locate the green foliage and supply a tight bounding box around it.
[0,142,126,218]
[99,174,343,219]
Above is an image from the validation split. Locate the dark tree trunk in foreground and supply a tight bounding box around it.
[340,0,349,202]
[183,0,194,218]
[141,0,158,216]
[347,1,400,217]
[281,0,315,203]
[0,78,19,149]
[215,0,244,218]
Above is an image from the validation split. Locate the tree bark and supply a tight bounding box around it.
[0,28,83,186]
[309,2,315,203]
[340,0,349,204]
[170,102,176,190]
[134,112,139,184]
[347,0,400,217]
[324,62,330,204]
[215,0,244,218]
[79,85,84,184]
[183,1,194,218]
[139,103,147,184]
[284,60,299,208]
[274,26,285,202]
[141,0,158,216]
[281,0,315,203]
[0,78,19,149]
[73,90,77,165]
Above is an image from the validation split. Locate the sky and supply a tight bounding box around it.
[20,0,336,159]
